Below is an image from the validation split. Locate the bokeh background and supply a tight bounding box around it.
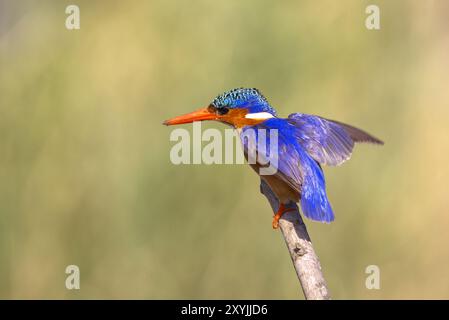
[1,0,449,299]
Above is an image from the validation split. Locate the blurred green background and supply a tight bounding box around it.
[1,0,449,299]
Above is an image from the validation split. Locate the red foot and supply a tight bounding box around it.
[272,203,295,229]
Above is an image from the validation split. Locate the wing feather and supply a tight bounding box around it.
[288,113,383,166]
[240,118,334,222]
[328,119,384,145]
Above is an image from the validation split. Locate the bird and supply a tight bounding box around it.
[163,88,383,229]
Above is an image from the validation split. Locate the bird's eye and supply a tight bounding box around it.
[217,107,229,115]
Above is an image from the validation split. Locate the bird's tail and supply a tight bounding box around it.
[300,158,334,223]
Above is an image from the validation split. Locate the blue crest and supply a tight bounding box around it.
[211,88,277,115]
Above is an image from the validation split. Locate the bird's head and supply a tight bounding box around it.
[163,88,277,128]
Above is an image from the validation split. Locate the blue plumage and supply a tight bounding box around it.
[299,150,334,223]
[241,118,334,222]
[211,88,278,116]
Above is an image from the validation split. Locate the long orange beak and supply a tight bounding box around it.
[163,107,217,126]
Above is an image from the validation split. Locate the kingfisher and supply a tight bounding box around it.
[163,88,383,229]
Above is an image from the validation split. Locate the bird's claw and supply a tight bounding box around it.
[272,217,280,229]
[272,204,295,229]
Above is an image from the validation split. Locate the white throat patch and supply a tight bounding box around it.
[244,112,275,120]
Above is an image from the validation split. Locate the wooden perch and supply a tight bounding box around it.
[260,179,331,300]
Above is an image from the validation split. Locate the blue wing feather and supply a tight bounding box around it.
[239,113,381,222]
[288,113,383,165]
[299,155,334,222]
[241,118,334,223]
[287,113,354,166]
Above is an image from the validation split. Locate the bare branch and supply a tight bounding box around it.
[260,180,331,300]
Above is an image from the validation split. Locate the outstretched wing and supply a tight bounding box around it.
[287,113,383,166]
[328,119,384,145]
